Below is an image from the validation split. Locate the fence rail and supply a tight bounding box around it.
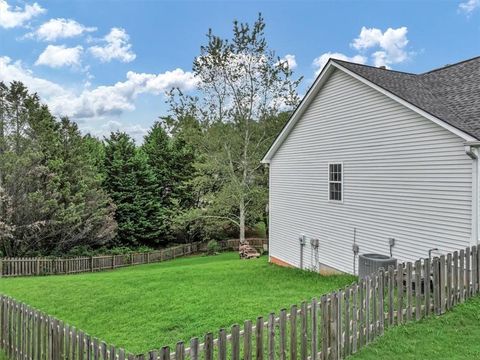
[0,239,268,278]
[2,242,476,360]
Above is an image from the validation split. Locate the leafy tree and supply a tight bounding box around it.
[0,81,116,256]
[104,131,165,247]
[167,14,301,242]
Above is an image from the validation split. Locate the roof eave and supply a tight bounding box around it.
[262,59,479,164]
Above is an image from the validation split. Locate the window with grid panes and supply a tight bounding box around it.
[328,163,342,201]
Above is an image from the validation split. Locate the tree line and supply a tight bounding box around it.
[0,14,301,256]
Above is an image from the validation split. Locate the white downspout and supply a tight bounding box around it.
[465,145,479,245]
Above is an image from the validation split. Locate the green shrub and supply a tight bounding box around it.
[206,240,220,255]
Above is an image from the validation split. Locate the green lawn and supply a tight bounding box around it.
[350,296,480,360]
[0,252,354,354]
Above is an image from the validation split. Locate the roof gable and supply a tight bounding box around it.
[262,58,480,163]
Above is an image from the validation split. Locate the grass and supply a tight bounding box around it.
[0,252,354,354]
[350,296,480,360]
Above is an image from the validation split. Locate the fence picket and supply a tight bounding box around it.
[388,267,394,327]
[466,247,471,299]
[406,262,412,321]
[344,289,350,357]
[256,317,264,360]
[279,309,286,360]
[473,247,478,296]
[460,249,465,303]
[453,251,459,306]
[365,279,370,344]
[267,315,274,360]
[290,305,298,360]
[397,263,404,324]
[232,324,240,360]
[244,320,252,360]
[358,279,365,347]
[160,346,169,360]
[424,258,431,316]
[300,302,307,360]
[189,338,198,360]
[371,276,377,339]
[352,284,358,354]
[204,333,213,360]
[414,260,421,321]
[378,269,385,336]
[320,296,327,360]
[311,299,318,360]
[175,342,184,360]
[447,253,452,310]
[218,329,226,360]
[440,255,446,314]
[433,257,440,315]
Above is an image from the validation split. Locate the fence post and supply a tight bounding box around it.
[0,259,3,278]
[91,257,94,272]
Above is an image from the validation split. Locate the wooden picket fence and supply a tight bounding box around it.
[0,296,137,360]
[139,245,479,360]
[2,243,477,360]
[0,239,268,278]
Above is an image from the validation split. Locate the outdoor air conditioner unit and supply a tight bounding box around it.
[358,253,397,278]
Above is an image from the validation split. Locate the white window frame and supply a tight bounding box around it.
[328,162,343,203]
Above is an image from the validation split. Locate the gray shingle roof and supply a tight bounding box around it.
[333,57,480,140]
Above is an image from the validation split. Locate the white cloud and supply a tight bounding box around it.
[0,56,196,120]
[312,52,367,75]
[352,26,409,67]
[278,54,297,70]
[0,0,45,28]
[88,120,149,143]
[89,27,136,63]
[27,18,96,41]
[35,45,83,68]
[459,0,480,13]
[52,69,197,118]
[0,56,65,98]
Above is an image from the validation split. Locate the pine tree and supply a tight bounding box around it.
[142,121,197,241]
[104,132,165,247]
[142,122,172,204]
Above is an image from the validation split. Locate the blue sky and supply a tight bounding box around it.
[1,0,480,142]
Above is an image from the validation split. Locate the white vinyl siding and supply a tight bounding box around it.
[269,68,473,274]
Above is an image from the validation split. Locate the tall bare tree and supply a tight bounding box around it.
[167,14,301,242]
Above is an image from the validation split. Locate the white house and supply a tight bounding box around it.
[262,56,480,275]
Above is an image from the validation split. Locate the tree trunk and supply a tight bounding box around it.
[239,197,246,244]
